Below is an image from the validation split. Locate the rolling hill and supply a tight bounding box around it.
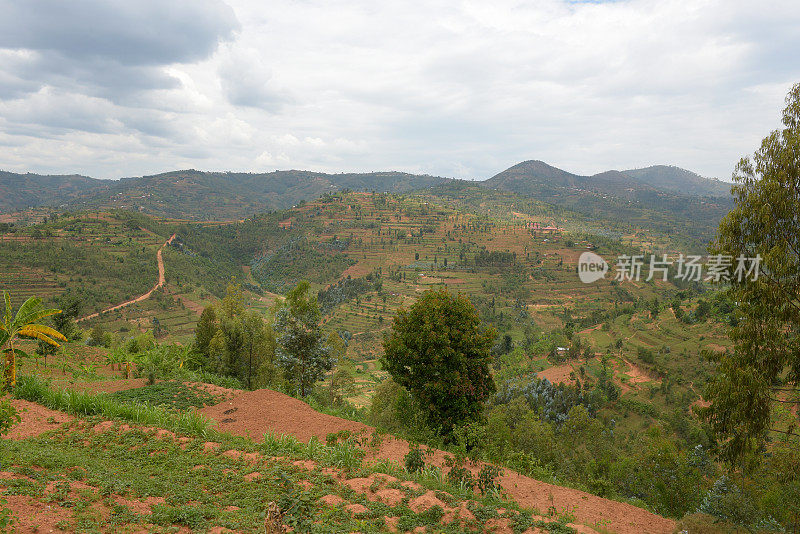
[0,171,109,213]
[0,169,450,219]
[481,160,733,246]
[622,165,732,197]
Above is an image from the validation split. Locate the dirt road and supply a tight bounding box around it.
[78,234,176,322]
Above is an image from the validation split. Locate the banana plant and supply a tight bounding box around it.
[1,291,67,389]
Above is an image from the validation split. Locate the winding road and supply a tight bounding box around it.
[77,234,176,322]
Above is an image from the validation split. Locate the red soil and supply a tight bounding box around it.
[6,399,74,440]
[200,388,675,534]
[537,364,578,385]
[50,378,149,394]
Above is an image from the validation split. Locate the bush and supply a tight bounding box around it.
[477,465,503,495]
[699,475,782,531]
[404,445,426,473]
[445,454,475,490]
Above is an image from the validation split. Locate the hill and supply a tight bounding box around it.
[5,189,797,529]
[0,169,450,220]
[622,165,732,197]
[0,171,108,213]
[482,160,732,246]
[2,161,731,228]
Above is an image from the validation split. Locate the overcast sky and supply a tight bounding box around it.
[0,0,797,181]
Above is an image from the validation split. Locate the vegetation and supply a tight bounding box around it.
[703,83,800,466]
[2,134,799,530]
[194,283,278,389]
[275,281,332,396]
[382,288,496,436]
[1,291,66,389]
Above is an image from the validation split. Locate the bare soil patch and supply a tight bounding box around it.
[537,364,578,385]
[201,387,675,534]
[51,378,148,394]
[6,398,73,440]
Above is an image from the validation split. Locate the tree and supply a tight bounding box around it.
[194,305,218,360]
[381,287,496,435]
[702,83,800,465]
[52,294,82,341]
[274,281,332,396]
[241,311,276,389]
[193,284,277,389]
[1,291,66,389]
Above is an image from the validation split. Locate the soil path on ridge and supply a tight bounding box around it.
[200,388,675,534]
[78,233,176,322]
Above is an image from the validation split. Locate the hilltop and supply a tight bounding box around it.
[1,161,731,235]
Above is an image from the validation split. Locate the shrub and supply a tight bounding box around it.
[445,454,475,491]
[477,465,503,495]
[404,445,426,473]
[699,475,781,531]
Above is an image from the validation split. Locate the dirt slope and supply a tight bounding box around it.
[200,388,676,534]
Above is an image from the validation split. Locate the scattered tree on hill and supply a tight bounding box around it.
[1,291,66,389]
[274,281,332,396]
[194,305,218,360]
[702,83,800,465]
[52,294,82,341]
[192,283,278,389]
[382,287,496,435]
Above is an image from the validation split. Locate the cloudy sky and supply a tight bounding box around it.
[0,0,798,181]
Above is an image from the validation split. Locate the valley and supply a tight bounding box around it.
[0,161,794,533]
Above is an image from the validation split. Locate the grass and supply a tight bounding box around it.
[13,375,212,437]
[108,380,223,410]
[4,379,581,533]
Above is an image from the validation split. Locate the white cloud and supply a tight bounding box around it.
[0,0,798,181]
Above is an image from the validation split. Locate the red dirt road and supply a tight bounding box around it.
[200,388,675,534]
[78,234,176,322]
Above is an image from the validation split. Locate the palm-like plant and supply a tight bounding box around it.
[1,291,67,389]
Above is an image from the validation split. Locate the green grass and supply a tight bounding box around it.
[13,376,212,437]
[108,381,223,410]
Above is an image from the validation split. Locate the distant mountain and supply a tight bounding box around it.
[0,161,731,230]
[482,160,732,245]
[0,171,109,213]
[0,169,450,220]
[622,165,731,197]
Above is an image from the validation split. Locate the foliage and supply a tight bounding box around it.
[445,453,476,490]
[382,288,496,435]
[274,281,332,397]
[252,238,355,294]
[193,283,278,389]
[317,276,375,313]
[0,398,20,437]
[404,444,427,473]
[1,291,66,389]
[703,83,800,465]
[495,376,596,426]
[477,464,503,495]
[697,475,776,530]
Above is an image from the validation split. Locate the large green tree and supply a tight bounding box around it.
[382,287,496,435]
[274,281,332,396]
[703,83,800,465]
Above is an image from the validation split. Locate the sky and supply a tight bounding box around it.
[0,0,798,182]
